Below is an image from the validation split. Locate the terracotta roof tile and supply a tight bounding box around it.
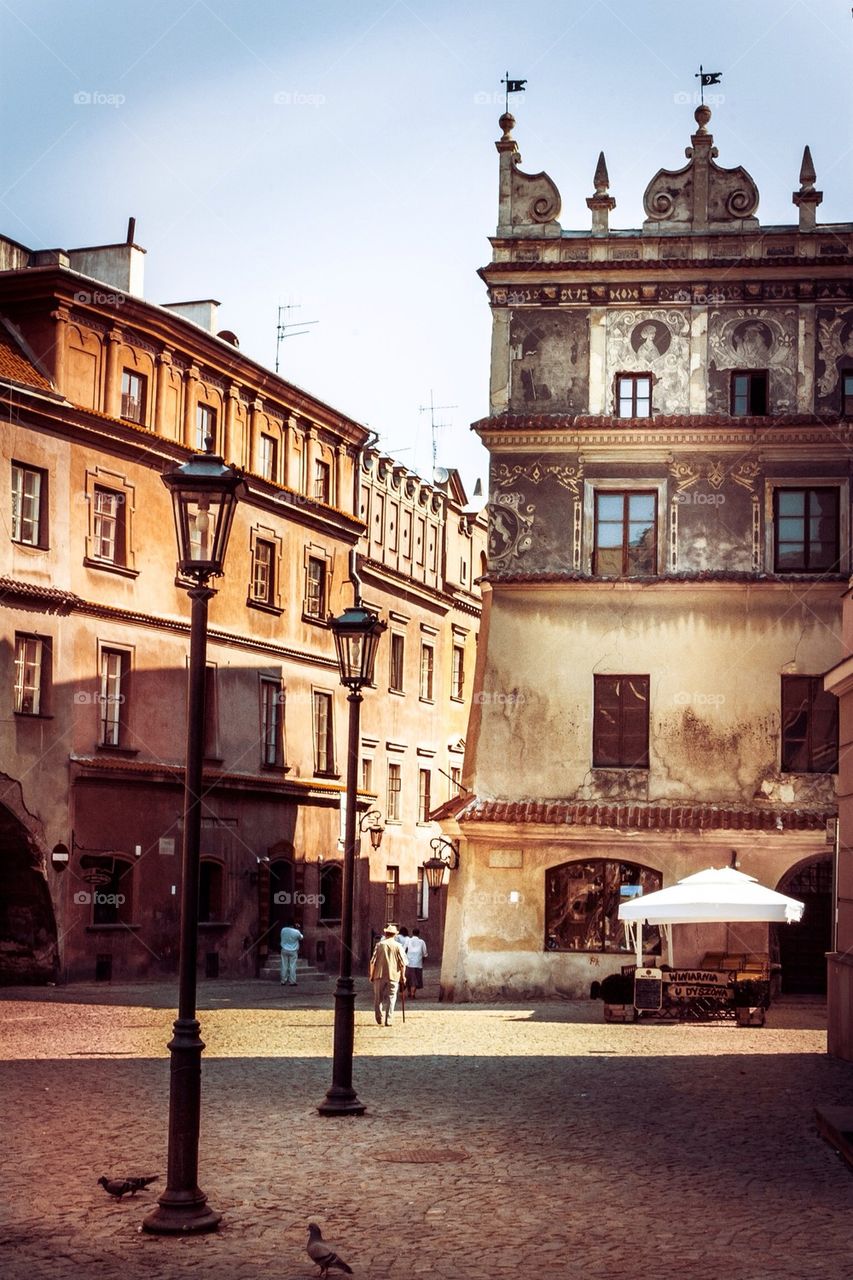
[0,325,53,391]
[440,797,831,833]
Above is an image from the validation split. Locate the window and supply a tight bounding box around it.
[305,556,327,619]
[258,433,277,481]
[416,516,426,565]
[204,664,218,759]
[545,859,662,953]
[389,503,399,552]
[385,865,399,923]
[260,678,285,767]
[198,860,224,922]
[251,538,275,605]
[731,371,768,416]
[319,864,343,921]
[387,762,402,821]
[389,633,405,692]
[843,372,853,417]
[402,511,412,558]
[419,643,434,701]
[781,676,838,774]
[361,757,374,792]
[120,369,147,424]
[99,648,128,746]
[14,634,49,715]
[373,493,385,541]
[418,768,432,823]
[92,858,134,926]
[314,459,331,503]
[313,691,334,774]
[449,765,462,799]
[196,403,217,451]
[616,374,652,418]
[594,491,657,576]
[92,486,126,564]
[593,675,650,768]
[11,463,46,547]
[774,488,839,573]
[416,866,429,920]
[451,645,465,700]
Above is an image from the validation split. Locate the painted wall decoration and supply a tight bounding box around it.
[489,455,583,575]
[487,491,535,568]
[508,311,589,413]
[605,309,691,414]
[815,307,853,414]
[707,307,797,414]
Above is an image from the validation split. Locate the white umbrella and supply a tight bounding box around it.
[617,866,805,965]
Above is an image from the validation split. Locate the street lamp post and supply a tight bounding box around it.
[318,604,386,1117]
[423,836,460,894]
[143,446,244,1235]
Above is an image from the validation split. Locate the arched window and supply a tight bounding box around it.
[544,859,662,954]
[199,859,224,923]
[319,864,343,922]
[92,858,134,925]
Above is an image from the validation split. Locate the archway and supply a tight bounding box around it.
[268,858,295,947]
[0,802,59,983]
[774,856,833,995]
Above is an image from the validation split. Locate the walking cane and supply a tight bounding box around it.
[400,975,406,1023]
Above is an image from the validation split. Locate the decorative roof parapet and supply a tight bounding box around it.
[586,151,616,236]
[495,113,561,238]
[643,105,759,234]
[793,145,823,231]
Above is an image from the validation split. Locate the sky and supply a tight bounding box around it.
[1,0,851,493]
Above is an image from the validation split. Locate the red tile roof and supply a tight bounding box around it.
[0,325,53,391]
[432,796,832,832]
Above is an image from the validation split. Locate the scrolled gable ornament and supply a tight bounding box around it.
[487,491,535,565]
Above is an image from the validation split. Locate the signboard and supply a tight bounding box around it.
[663,969,733,1002]
[634,967,663,1010]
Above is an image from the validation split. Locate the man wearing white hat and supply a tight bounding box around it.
[368,923,408,1026]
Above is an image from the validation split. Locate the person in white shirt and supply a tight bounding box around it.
[279,922,303,986]
[405,928,428,998]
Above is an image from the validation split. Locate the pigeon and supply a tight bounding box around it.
[97,1175,159,1199]
[306,1222,353,1276]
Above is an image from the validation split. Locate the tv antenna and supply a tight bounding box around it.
[419,390,457,470]
[275,304,318,374]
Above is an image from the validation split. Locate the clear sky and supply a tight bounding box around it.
[1,0,850,493]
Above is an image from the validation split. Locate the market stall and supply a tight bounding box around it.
[615,868,805,1024]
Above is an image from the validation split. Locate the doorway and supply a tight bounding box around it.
[268,859,295,951]
[775,857,833,994]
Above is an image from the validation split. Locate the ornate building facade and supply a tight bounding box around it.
[0,227,484,983]
[437,106,853,1001]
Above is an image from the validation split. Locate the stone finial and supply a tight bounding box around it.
[498,112,515,142]
[586,150,616,236]
[793,144,822,230]
[694,103,712,134]
[495,113,561,236]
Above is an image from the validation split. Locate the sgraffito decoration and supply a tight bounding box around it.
[487,491,535,566]
[493,460,584,497]
[606,310,691,414]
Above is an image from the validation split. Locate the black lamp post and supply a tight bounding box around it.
[143,446,244,1235]
[318,604,386,1116]
[423,836,460,894]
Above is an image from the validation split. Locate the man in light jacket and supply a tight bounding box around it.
[369,923,407,1026]
[280,920,303,986]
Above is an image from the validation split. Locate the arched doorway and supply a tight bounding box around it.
[775,856,833,994]
[0,802,59,983]
[268,858,295,949]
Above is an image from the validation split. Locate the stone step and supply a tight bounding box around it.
[258,957,329,982]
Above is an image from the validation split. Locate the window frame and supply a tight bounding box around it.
[84,469,137,576]
[386,760,402,822]
[730,370,768,416]
[14,632,50,717]
[384,865,400,923]
[319,863,343,922]
[417,767,432,824]
[260,676,286,769]
[843,371,853,417]
[771,484,842,575]
[196,402,217,451]
[592,674,650,769]
[615,373,652,418]
[781,674,838,774]
[258,432,278,482]
[314,458,331,504]
[451,644,465,701]
[198,858,225,923]
[91,857,135,926]
[592,489,659,577]
[303,552,328,621]
[98,645,130,747]
[312,689,336,775]
[419,642,435,702]
[389,632,405,693]
[11,461,48,548]
[120,368,147,424]
[545,858,662,954]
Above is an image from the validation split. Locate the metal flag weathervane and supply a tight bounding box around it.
[501,71,527,114]
[695,64,722,105]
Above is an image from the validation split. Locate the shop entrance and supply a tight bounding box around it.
[267,858,295,950]
[775,857,833,995]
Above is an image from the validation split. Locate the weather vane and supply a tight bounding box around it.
[501,71,526,115]
[694,64,722,105]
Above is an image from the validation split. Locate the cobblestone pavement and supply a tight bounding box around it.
[0,976,851,1280]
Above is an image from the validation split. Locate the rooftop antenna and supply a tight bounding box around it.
[419,390,457,470]
[275,304,318,374]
